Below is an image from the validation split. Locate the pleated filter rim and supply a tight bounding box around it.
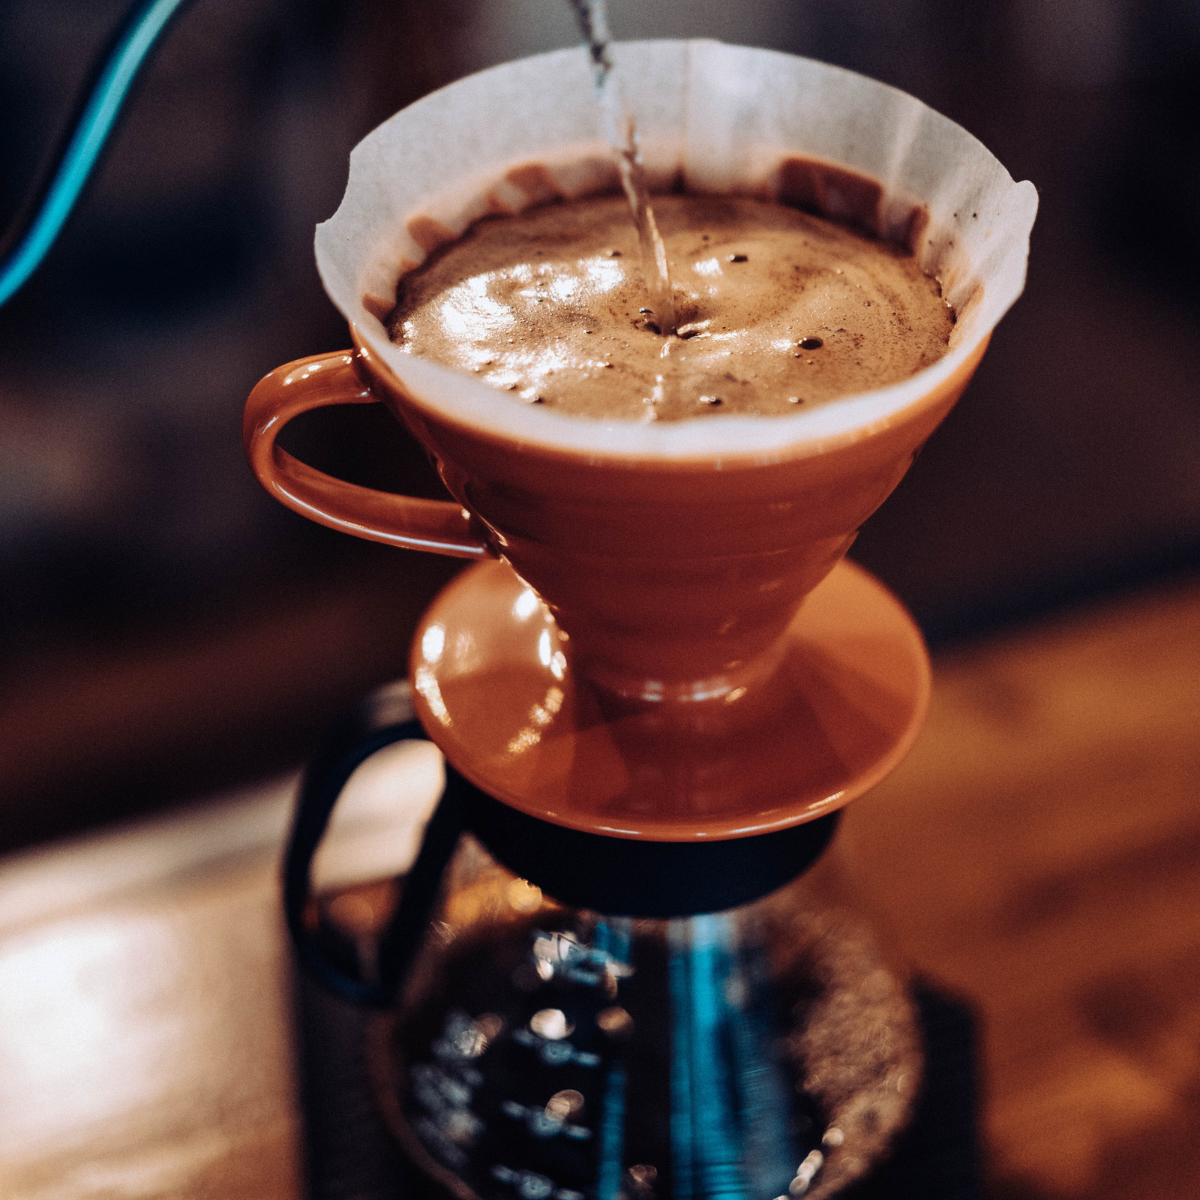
[315,40,1037,461]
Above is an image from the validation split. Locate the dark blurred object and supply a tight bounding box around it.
[0,0,470,850]
[0,0,465,635]
[1089,1,1200,299]
[736,0,1200,643]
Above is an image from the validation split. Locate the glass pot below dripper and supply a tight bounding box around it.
[290,686,922,1200]
[369,838,921,1200]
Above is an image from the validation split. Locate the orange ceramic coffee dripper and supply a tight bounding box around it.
[245,332,983,842]
[243,42,1035,843]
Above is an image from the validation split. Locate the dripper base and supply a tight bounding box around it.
[410,559,929,841]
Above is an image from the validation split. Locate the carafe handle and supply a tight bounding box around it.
[243,349,492,558]
[284,686,466,1009]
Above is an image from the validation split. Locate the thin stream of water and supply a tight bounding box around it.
[567,0,677,336]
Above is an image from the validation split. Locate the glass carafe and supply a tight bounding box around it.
[289,685,922,1200]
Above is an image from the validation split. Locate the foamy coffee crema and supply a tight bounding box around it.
[387,194,954,422]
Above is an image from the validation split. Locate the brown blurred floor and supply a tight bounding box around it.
[1,572,1198,1199]
[844,573,1200,1198]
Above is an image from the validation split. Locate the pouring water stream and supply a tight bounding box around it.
[567,0,677,336]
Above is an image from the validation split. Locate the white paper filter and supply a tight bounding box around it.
[315,40,1037,460]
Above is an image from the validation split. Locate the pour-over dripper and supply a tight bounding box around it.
[244,43,1034,837]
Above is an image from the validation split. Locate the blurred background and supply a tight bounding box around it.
[2,5,1200,1200]
[1,0,1198,851]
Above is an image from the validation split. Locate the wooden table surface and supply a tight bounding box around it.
[1,576,1198,1200]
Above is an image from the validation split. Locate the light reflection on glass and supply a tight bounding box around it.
[538,630,552,668]
[545,1089,585,1120]
[529,1008,573,1041]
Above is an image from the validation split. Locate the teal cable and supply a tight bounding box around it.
[0,0,191,309]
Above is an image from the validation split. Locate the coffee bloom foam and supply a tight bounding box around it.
[316,40,1036,461]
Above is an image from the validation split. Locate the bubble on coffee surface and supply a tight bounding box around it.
[387,194,954,422]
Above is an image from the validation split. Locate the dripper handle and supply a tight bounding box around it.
[243,349,492,558]
[283,686,464,1008]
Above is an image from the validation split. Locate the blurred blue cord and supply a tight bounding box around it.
[0,0,192,309]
